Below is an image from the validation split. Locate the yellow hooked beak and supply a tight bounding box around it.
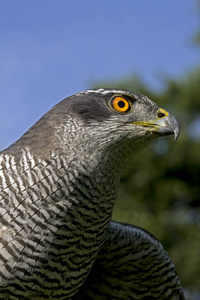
[132,108,180,141]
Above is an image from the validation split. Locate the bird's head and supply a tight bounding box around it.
[50,88,180,172]
[65,88,179,149]
[69,88,179,138]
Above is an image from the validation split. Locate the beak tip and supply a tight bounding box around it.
[173,123,180,142]
[174,131,179,141]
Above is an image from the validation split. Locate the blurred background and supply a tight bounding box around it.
[0,0,200,298]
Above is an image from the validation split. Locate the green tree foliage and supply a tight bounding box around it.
[93,69,200,297]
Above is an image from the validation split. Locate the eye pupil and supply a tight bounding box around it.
[118,101,125,108]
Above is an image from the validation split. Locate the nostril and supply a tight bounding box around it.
[157,112,165,118]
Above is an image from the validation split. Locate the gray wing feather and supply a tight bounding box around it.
[74,221,185,300]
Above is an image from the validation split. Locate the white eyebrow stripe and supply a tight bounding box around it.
[76,89,132,96]
[75,89,156,108]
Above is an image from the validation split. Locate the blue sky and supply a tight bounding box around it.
[0,0,199,149]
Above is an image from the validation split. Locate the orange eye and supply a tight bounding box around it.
[111,96,131,113]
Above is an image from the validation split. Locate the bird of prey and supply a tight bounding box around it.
[0,88,184,299]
